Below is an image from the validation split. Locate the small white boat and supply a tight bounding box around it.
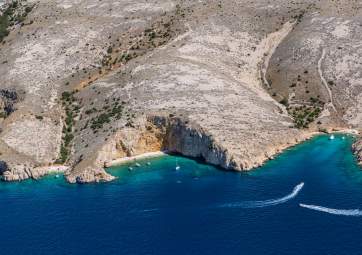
[329,135,335,140]
[342,136,345,140]
[175,159,180,170]
[128,167,133,171]
[146,162,151,166]
[55,174,60,179]
[135,163,141,167]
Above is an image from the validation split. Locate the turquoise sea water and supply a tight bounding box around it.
[0,134,362,254]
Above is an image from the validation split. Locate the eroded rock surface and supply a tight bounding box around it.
[0,0,361,183]
[353,138,362,165]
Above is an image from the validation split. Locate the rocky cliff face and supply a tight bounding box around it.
[353,138,362,165]
[152,115,312,171]
[66,109,311,183]
[0,0,361,183]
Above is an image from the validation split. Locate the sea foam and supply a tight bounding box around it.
[299,204,362,216]
[220,182,304,208]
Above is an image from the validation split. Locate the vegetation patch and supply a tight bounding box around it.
[0,1,34,42]
[286,97,325,129]
[89,100,126,132]
[99,5,187,72]
[288,105,321,129]
[0,89,20,118]
[56,91,78,163]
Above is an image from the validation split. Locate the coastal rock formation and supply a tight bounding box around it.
[67,113,311,183]
[352,138,362,165]
[0,0,361,183]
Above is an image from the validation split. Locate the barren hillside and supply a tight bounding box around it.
[0,0,361,183]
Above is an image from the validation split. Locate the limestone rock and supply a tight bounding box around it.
[353,138,362,165]
[0,0,361,182]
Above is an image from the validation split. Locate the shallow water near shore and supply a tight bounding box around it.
[1,134,362,254]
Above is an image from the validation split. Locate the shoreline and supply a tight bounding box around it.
[104,129,359,172]
[254,130,360,171]
[329,128,359,135]
[251,131,319,168]
[105,132,318,171]
[2,130,359,183]
[105,151,169,168]
[1,165,70,182]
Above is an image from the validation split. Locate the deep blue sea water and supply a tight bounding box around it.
[1,134,362,255]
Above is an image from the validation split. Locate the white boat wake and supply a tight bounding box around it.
[299,204,362,216]
[220,182,304,208]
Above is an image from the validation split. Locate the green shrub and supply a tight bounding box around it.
[288,105,321,129]
[58,144,69,164]
[279,98,288,106]
[0,11,10,42]
[25,6,33,13]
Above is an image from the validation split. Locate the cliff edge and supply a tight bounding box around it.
[0,0,361,183]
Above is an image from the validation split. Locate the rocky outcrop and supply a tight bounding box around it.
[0,153,66,182]
[65,116,165,183]
[150,115,310,171]
[353,138,362,166]
[66,168,115,184]
[1,0,362,183]
[0,140,36,181]
[65,112,313,183]
[0,160,8,175]
[153,115,235,169]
